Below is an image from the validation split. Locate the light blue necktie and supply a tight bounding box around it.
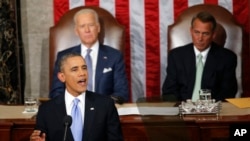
[71,98,83,141]
[85,49,93,91]
[192,54,204,102]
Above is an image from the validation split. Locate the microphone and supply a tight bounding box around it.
[63,115,72,141]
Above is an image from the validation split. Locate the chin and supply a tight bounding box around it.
[77,88,86,93]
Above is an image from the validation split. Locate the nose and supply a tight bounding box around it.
[84,25,90,32]
[78,68,87,76]
[198,33,204,41]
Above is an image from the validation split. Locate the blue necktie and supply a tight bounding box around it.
[85,49,93,91]
[192,54,204,102]
[71,98,83,141]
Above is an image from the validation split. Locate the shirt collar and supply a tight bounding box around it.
[193,45,210,60]
[81,41,99,54]
[65,89,86,106]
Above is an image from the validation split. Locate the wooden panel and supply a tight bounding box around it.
[0,114,250,141]
[120,115,200,141]
[11,121,35,141]
[200,126,229,141]
[0,121,12,141]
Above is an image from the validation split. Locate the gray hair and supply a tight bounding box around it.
[73,8,99,24]
[191,11,217,31]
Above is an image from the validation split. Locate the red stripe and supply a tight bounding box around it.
[145,0,160,98]
[115,0,132,101]
[53,0,69,24]
[204,0,218,4]
[174,0,188,22]
[85,0,99,6]
[232,0,250,97]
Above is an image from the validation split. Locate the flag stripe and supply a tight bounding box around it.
[219,0,233,13]
[145,0,161,98]
[204,0,218,4]
[115,0,132,101]
[85,0,99,6]
[159,0,174,92]
[174,0,188,21]
[69,0,84,9]
[54,0,69,24]
[188,0,204,6]
[100,0,115,16]
[130,0,146,102]
[53,0,250,101]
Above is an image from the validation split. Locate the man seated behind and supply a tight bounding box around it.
[162,11,237,102]
[50,8,129,103]
[30,52,124,141]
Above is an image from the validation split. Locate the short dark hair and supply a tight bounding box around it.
[58,52,82,72]
[191,11,217,31]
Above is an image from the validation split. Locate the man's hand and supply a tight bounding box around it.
[30,130,46,141]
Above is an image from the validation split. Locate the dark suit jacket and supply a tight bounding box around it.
[49,44,129,102]
[162,42,237,101]
[35,91,124,141]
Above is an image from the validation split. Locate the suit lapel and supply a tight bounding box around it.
[83,91,96,141]
[54,94,66,115]
[54,94,74,141]
[184,45,196,91]
[202,45,217,87]
[95,45,109,88]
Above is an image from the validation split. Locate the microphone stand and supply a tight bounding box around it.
[63,115,72,141]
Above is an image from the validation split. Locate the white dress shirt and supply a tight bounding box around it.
[193,46,210,65]
[65,90,85,124]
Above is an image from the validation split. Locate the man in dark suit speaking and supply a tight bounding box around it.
[50,8,128,103]
[162,11,237,102]
[30,53,123,141]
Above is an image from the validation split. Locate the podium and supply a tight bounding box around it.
[1,102,250,141]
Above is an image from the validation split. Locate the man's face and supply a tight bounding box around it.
[74,12,100,48]
[190,19,215,51]
[58,56,88,96]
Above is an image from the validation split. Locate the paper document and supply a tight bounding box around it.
[117,106,179,116]
[226,97,250,108]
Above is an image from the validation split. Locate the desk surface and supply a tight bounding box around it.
[0,105,36,119]
[1,102,249,119]
[0,102,250,141]
[117,102,250,115]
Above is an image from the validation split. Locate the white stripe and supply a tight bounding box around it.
[218,0,233,13]
[159,0,174,93]
[69,0,84,9]
[188,0,203,7]
[130,0,146,102]
[100,0,116,16]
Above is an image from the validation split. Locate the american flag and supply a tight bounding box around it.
[53,0,249,102]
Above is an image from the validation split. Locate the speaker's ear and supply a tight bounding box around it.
[57,72,66,83]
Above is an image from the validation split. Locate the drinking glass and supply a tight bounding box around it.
[199,89,211,101]
[24,97,37,112]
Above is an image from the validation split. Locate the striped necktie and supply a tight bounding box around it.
[71,98,83,141]
[85,49,93,91]
[192,54,204,102]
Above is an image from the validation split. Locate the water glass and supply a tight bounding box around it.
[199,89,211,101]
[24,97,37,112]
